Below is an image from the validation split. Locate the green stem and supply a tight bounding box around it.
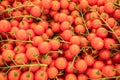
[4,15,42,21]
[10,58,18,66]
[5,32,9,40]
[0,63,47,69]
[79,9,90,35]
[18,65,24,72]
[0,39,33,43]
[35,57,40,64]
[95,11,120,43]
[98,76,120,80]
[43,50,63,59]
[46,38,70,44]
[4,68,11,76]
[0,3,34,14]
[69,54,78,69]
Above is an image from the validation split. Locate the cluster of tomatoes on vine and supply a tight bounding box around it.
[0,0,120,80]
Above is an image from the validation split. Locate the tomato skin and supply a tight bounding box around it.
[55,57,68,70]
[51,22,60,32]
[115,64,120,75]
[107,18,116,28]
[30,6,41,17]
[102,65,116,77]
[79,0,89,10]
[0,55,4,66]
[46,28,54,37]
[112,52,120,63]
[60,0,69,9]
[1,0,120,79]
[65,62,75,73]
[60,21,70,31]
[32,36,43,47]
[26,47,40,60]
[65,73,77,80]
[91,19,102,29]
[1,43,13,51]
[75,59,88,73]
[91,37,104,50]
[2,50,15,62]
[101,12,109,20]
[71,10,80,18]
[106,59,113,65]
[60,30,73,41]
[15,53,28,65]
[84,55,95,66]
[35,70,48,80]
[78,74,88,80]
[64,50,74,61]
[70,36,80,45]
[87,33,96,41]
[97,6,104,14]
[79,36,88,47]
[114,9,120,18]
[87,0,97,5]
[69,44,80,55]
[96,27,108,38]
[59,13,67,22]
[8,69,21,80]
[104,38,117,49]
[38,41,51,54]
[47,66,58,79]
[104,2,115,14]
[71,0,78,2]
[54,13,60,22]
[88,68,102,79]
[20,71,34,80]
[33,25,45,35]
[38,20,49,30]
[68,2,76,11]
[26,29,35,39]
[60,9,69,15]
[0,20,11,32]
[74,17,83,25]
[19,21,29,30]
[75,25,86,34]
[14,45,26,53]
[12,10,22,21]
[42,0,51,9]
[10,20,19,27]
[1,0,10,7]
[99,49,111,60]
[89,12,98,20]
[67,15,74,24]
[10,26,19,38]
[112,28,120,40]
[40,55,52,65]
[97,0,105,6]
[16,29,28,40]
[30,62,40,72]
[93,61,105,70]
[49,40,60,50]
[0,72,7,80]
[51,1,60,11]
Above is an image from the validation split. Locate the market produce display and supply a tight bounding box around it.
[0,0,120,80]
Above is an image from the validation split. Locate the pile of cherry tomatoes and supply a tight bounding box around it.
[0,0,120,80]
